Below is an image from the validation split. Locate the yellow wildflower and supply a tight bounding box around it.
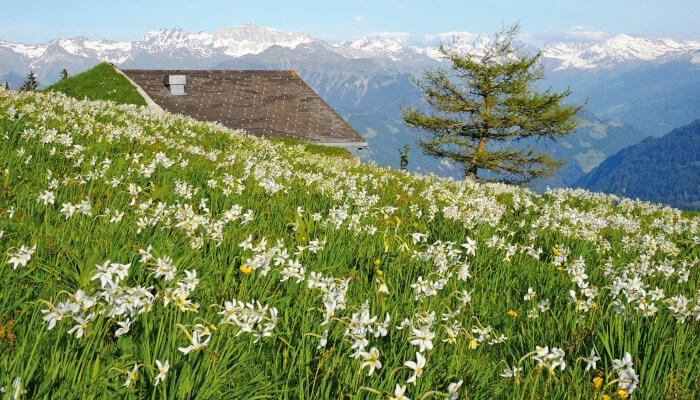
[592,377,603,390]
[240,266,252,275]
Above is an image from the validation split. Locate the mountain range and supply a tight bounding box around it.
[2,23,698,189]
[3,24,698,76]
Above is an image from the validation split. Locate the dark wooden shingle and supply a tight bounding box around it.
[120,69,366,147]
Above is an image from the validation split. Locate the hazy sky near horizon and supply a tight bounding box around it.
[1,0,698,45]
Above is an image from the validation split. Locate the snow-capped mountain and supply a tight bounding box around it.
[335,36,424,60]
[544,34,700,70]
[329,32,700,71]
[333,36,441,70]
[3,24,698,81]
[0,24,315,71]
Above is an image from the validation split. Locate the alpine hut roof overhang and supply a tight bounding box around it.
[119,68,368,149]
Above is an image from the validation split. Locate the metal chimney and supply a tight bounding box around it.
[164,75,186,95]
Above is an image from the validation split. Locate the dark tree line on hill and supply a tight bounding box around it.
[575,120,700,211]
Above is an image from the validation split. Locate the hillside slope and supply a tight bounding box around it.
[43,62,146,106]
[575,120,700,210]
[0,87,698,399]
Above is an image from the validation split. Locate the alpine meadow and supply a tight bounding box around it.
[0,76,699,400]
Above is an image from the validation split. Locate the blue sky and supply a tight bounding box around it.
[1,0,698,45]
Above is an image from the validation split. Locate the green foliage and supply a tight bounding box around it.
[43,62,146,106]
[0,87,698,399]
[399,144,409,171]
[402,23,583,185]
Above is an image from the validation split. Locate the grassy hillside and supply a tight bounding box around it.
[0,86,699,399]
[576,120,700,211]
[43,62,147,106]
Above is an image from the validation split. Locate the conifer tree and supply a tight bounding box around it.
[399,144,409,171]
[19,71,39,92]
[60,69,69,81]
[402,23,583,185]
[3,82,8,90]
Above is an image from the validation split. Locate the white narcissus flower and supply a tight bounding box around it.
[0,376,26,399]
[37,190,55,205]
[524,287,537,301]
[618,367,639,394]
[6,244,36,270]
[67,313,95,338]
[359,347,382,376]
[393,383,410,400]
[114,318,132,337]
[404,352,426,384]
[581,349,600,371]
[461,236,477,256]
[549,347,566,371]
[447,380,463,399]
[154,359,169,386]
[178,330,211,354]
[124,364,138,388]
[500,365,522,378]
[613,352,633,371]
[409,327,434,352]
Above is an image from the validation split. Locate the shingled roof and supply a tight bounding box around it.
[118,68,367,148]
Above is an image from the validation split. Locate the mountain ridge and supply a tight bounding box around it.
[2,24,698,78]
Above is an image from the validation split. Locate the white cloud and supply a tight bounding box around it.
[569,25,596,32]
[354,16,366,22]
[368,31,412,40]
[565,25,609,41]
[423,31,480,43]
[439,158,456,169]
[536,25,609,43]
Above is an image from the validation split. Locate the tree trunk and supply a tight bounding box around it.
[465,135,489,181]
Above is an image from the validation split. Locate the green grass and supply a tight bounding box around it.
[269,136,351,158]
[42,62,146,106]
[0,87,698,399]
[682,210,700,218]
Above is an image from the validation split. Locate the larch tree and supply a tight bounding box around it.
[402,23,583,185]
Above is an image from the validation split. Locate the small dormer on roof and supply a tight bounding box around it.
[164,74,186,95]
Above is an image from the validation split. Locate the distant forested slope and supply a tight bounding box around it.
[575,120,700,210]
